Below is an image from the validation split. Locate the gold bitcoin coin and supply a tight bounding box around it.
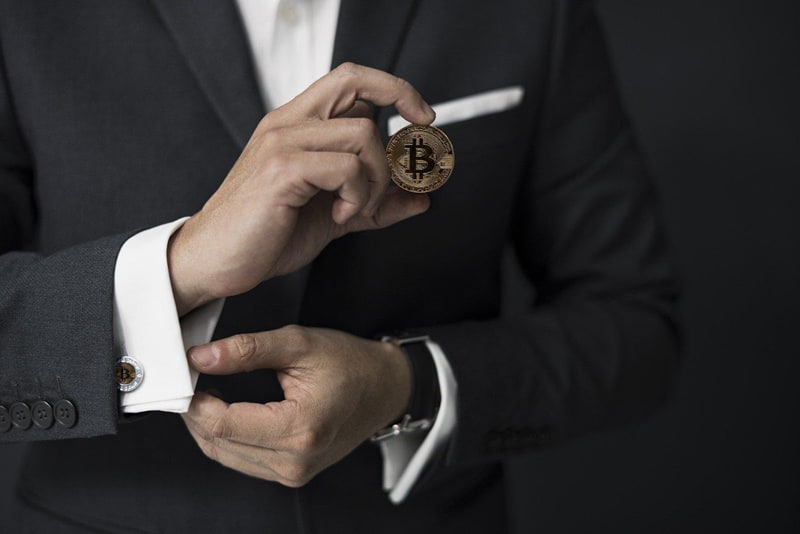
[386,124,455,193]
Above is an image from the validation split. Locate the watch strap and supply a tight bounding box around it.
[401,337,440,422]
[371,334,441,443]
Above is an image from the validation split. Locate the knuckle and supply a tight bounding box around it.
[210,413,236,441]
[198,439,220,463]
[195,424,214,442]
[393,76,412,92]
[351,117,377,141]
[259,128,283,148]
[264,152,293,178]
[281,462,314,488]
[231,333,258,366]
[334,62,359,79]
[292,430,320,455]
[190,417,216,442]
[340,153,362,177]
[290,426,330,456]
[255,113,272,132]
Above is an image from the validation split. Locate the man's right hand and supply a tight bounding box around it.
[167,63,435,315]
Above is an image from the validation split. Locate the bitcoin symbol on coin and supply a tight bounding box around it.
[404,136,436,182]
[386,124,455,193]
[116,362,135,385]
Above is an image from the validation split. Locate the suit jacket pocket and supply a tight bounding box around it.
[387,86,525,136]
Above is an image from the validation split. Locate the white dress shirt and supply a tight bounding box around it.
[114,0,456,503]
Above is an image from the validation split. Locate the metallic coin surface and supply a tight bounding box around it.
[386,124,455,193]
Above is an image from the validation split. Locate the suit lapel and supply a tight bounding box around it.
[149,0,419,148]
[149,0,264,149]
[332,0,419,74]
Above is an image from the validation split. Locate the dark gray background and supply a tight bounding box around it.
[1,0,798,532]
[506,0,799,532]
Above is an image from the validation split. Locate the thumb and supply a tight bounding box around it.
[188,330,298,374]
[347,187,430,232]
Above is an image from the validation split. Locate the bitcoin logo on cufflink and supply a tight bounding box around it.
[116,356,144,392]
[386,124,455,193]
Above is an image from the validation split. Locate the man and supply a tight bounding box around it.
[0,0,679,532]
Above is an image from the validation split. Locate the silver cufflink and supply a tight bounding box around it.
[116,356,144,392]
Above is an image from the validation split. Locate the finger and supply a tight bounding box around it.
[266,118,390,213]
[183,415,283,482]
[185,422,316,488]
[344,187,431,233]
[182,390,231,434]
[263,117,381,155]
[280,63,435,125]
[184,394,325,488]
[255,151,370,224]
[185,391,300,449]
[189,326,315,374]
[212,106,376,201]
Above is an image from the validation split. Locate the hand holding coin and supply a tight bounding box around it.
[386,124,455,193]
[167,63,435,315]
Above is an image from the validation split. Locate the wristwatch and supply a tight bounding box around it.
[371,334,441,443]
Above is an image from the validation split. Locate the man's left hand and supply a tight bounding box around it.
[181,325,412,487]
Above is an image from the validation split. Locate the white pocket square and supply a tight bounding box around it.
[387,86,524,136]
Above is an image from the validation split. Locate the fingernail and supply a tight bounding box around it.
[190,345,218,367]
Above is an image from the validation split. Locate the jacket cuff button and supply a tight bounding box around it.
[10,402,32,430]
[54,399,77,428]
[31,400,54,429]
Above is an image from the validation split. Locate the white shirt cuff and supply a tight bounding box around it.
[378,339,458,504]
[114,218,223,414]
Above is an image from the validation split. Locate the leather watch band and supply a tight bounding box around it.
[371,334,441,442]
[400,337,440,422]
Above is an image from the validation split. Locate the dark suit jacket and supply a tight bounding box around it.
[0,1,679,532]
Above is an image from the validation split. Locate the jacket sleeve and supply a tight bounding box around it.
[0,38,126,443]
[425,0,680,469]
